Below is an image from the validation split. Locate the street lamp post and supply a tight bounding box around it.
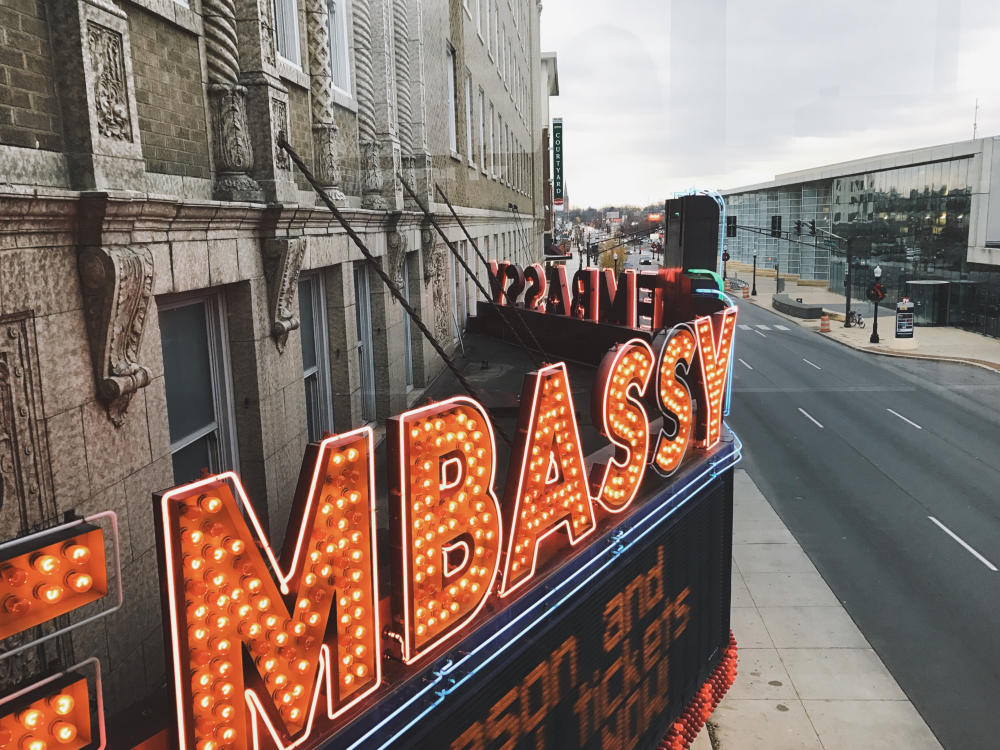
[844,237,853,327]
[870,265,882,344]
[751,253,757,296]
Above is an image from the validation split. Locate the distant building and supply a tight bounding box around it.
[0,0,555,732]
[722,137,1000,334]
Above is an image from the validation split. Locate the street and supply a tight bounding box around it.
[726,299,1000,750]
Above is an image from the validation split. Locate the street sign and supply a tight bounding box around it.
[552,118,563,206]
[895,300,914,338]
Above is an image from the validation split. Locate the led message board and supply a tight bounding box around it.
[151,297,739,750]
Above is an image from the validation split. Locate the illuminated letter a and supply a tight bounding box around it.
[500,363,596,596]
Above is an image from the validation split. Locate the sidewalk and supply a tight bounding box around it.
[693,469,942,750]
[727,263,1000,373]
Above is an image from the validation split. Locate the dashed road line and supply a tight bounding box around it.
[886,408,922,430]
[802,358,822,370]
[797,408,824,428]
[929,516,997,572]
[738,358,753,370]
[754,329,767,338]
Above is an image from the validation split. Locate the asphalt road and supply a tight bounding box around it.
[725,299,1000,750]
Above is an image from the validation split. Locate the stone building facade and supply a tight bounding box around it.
[0,0,552,736]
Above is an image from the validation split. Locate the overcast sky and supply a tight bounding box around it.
[540,0,1000,208]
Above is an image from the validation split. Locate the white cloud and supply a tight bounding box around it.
[541,0,1000,208]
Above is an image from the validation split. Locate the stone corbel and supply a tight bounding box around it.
[262,237,306,352]
[77,244,154,426]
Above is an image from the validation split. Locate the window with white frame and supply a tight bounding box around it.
[298,273,333,442]
[465,74,474,165]
[499,25,505,78]
[446,44,458,153]
[489,102,495,176]
[327,0,351,91]
[274,0,301,66]
[476,0,484,37]
[498,114,503,180]
[159,293,238,485]
[485,0,492,54]
[493,7,499,59]
[478,88,486,172]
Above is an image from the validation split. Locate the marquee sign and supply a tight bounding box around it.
[552,118,564,207]
[152,296,738,749]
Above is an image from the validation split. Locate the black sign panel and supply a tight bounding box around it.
[399,470,734,750]
[553,119,564,204]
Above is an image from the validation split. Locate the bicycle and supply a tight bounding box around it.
[846,310,865,328]
[726,277,749,291]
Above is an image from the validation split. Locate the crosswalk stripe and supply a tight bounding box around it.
[775,325,790,330]
[756,325,771,330]
[738,324,751,330]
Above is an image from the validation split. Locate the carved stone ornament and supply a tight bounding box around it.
[259,0,276,66]
[262,238,306,352]
[272,98,291,171]
[87,21,132,142]
[208,83,263,201]
[387,228,408,287]
[361,140,386,209]
[313,124,346,201]
[77,245,155,426]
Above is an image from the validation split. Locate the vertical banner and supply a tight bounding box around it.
[552,118,564,208]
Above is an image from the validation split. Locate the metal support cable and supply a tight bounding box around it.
[278,137,512,446]
[410,180,548,363]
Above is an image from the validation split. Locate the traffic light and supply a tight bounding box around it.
[808,220,816,236]
[794,220,803,236]
[770,215,782,238]
[726,215,737,238]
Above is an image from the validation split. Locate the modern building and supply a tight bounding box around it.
[722,137,1000,335]
[0,0,554,734]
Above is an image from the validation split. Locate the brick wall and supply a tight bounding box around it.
[127,5,210,178]
[0,0,63,151]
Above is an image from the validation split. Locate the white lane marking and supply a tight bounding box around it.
[886,408,922,430]
[738,358,753,370]
[797,408,824,428]
[738,324,752,330]
[756,325,772,330]
[802,358,822,370]
[775,324,790,330]
[755,329,767,337]
[928,516,998,572]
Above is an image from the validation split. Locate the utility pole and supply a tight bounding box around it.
[973,98,979,141]
[844,237,853,327]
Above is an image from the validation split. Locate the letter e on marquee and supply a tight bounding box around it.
[387,398,502,663]
[590,339,655,512]
[501,363,595,596]
[157,428,381,750]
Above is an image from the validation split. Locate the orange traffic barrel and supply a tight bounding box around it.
[819,314,830,333]
[742,286,750,299]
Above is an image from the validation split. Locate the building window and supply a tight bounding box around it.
[273,0,301,66]
[478,88,486,172]
[476,0,484,38]
[354,264,376,422]
[465,74,474,165]
[485,0,492,55]
[498,114,503,181]
[489,102,495,177]
[446,44,458,153]
[298,273,333,442]
[159,294,238,486]
[493,7,499,59]
[327,0,351,91]
[499,25,505,77]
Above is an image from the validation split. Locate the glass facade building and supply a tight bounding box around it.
[723,139,1000,338]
